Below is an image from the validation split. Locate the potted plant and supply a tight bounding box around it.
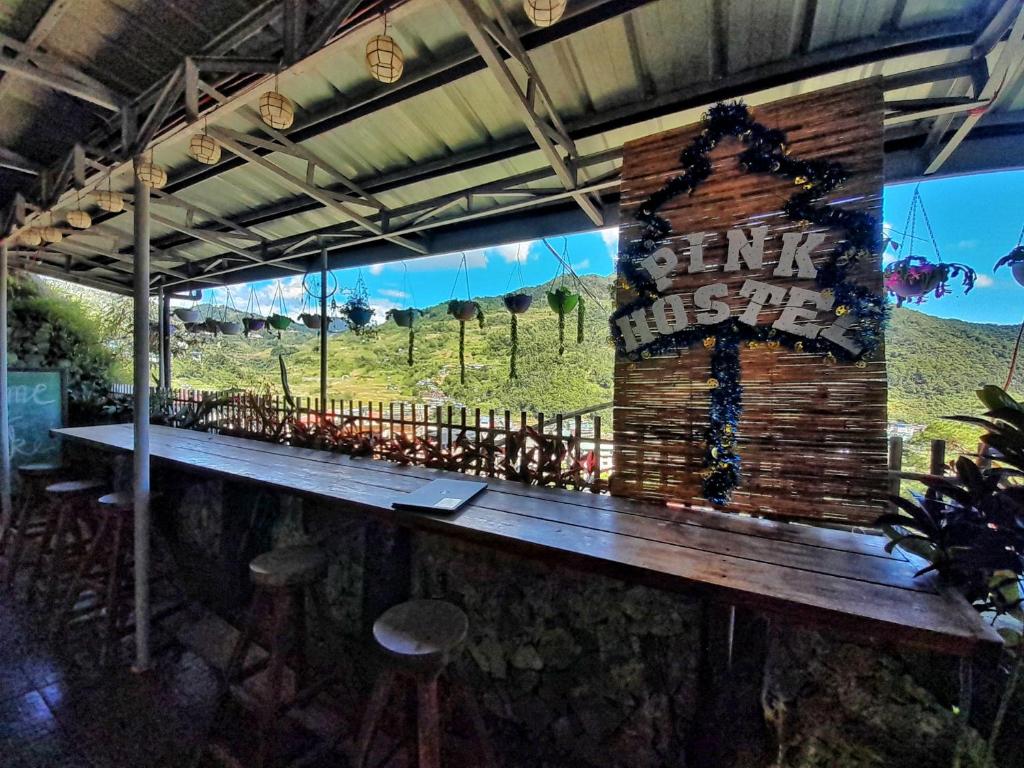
[387,308,422,366]
[883,256,976,306]
[547,286,581,355]
[242,316,266,336]
[201,317,220,334]
[267,313,293,332]
[173,307,201,323]
[217,320,243,335]
[503,292,533,380]
[995,245,1024,287]
[298,312,323,330]
[447,300,484,384]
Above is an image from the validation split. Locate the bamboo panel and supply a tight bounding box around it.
[612,80,887,524]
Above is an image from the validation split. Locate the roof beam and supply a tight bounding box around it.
[925,2,1024,174]
[445,0,604,227]
[0,33,124,110]
[0,146,39,176]
[0,0,75,106]
[208,126,427,254]
[304,0,363,56]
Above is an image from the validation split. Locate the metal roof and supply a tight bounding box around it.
[3,0,1024,295]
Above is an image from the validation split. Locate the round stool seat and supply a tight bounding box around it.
[18,462,64,477]
[97,492,133,512]
[373,599,468,672]
[45,479,105,496]
[249,545,328,589]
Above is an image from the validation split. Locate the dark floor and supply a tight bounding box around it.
[0,567,493,768]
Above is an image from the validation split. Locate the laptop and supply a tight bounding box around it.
[392,479,488,513]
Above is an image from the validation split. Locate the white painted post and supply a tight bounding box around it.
[132,161,152,672]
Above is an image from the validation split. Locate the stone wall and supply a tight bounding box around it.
[149,471,1013,768]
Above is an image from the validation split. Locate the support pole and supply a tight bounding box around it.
[132,161,152,672]
[0,240,9,532]
[158,286,171,389]
[319,245,328,416]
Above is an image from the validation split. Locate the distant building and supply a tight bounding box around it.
[888,421,926,440]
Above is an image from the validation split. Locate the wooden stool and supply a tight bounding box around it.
[222,544,331,768]
[0,463,65,590]
[355,599,495,768]
[26,478,105,612]
[51,492,134,665]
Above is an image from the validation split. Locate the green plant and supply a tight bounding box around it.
[881,384,1023,766]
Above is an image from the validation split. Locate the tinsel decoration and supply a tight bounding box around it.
[577,296,585,345]
[459,320,466,385]
[407,327,415,367]
[703,331,742,504]
[610,100,886,505]
[510,314,519,380]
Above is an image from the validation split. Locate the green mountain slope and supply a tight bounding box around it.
[170,280,1021,470]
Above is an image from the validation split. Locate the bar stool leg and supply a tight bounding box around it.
[453,671,497,768]
[257,589,294,768]
[41,501,73,612]
[101,515,127,666]
[2,498,30,589]
[51,512,111,640]
[224,589,267,685]
[417,675,442,768]
[24,498,60,598]
[354,669,396,768]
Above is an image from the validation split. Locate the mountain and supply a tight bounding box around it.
[169,280,1021,472]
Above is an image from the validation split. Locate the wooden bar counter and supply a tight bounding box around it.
[55,424,1000,658]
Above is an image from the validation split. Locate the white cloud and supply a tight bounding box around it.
[369,263,385,275]
[975,274,994,288]
[599,227,619,249]
[575,258,591,271]
[493,242,528,263]
[955,239,979,250]
[377,288,409,300]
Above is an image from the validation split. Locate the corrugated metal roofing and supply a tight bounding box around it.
[3,0,1023,294]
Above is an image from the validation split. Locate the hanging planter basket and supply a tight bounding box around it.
[202,318,221,334]
[448,300,480,322]
[387,308,422,366]
[338,271,374,334]
[883,256,975,306]
[267,313,293,331]
[299,312,323,330]
[503,293,533,314]
[346,305,374,329]
[174,307,202,324]
[995,245,1024,287]
[503,293,533,380]
[547,286,582,355]
[218,321,243,335]
[243,317,266,335]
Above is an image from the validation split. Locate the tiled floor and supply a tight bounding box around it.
[0,575,485,768]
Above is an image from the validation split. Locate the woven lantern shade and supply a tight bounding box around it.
[93,189,124,213]
[258,91,295,130]
[66,209,92,230]
[18,228,42,247]
[39,226,62,244]
[136,160,168,189]
[188,133,221,165]
[366,34,404,84]
[524,0,566,26]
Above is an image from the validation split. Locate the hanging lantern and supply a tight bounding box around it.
[188,133,221,165]
[39,226,62,244]
[65,209,92,230]
[258,90,295,130]
[17,228,42,247]
[366,34,404,84]
[93,189,124,213]
[524,0,567,27]
[136,160,167,189]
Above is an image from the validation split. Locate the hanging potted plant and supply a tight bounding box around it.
[503,292,532,380]
[995,242,1024,287]
[547,286,581,355]
[447,300,484,385]
[883,256,975,306]
[299,312,323,330]
[265,279,294,336]
[242,286,266,336]
[340,271,375,333]
[173,290,202,324]
[884,186,976,306]
[216,288,243,335]
[387,307,422,366]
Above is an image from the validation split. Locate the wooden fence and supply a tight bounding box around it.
[110,384,613,492]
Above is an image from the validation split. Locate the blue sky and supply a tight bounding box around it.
[217,170,1024,327]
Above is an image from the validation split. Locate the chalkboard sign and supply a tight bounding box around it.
[8,368,67,467]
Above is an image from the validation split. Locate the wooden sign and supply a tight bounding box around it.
[611,81,887,524]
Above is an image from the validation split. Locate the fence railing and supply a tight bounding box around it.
[110,384,612,493]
